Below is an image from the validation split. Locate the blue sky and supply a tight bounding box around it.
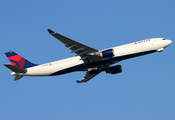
[0,0,175,120]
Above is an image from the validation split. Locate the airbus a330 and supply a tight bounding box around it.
[4,29,172,83]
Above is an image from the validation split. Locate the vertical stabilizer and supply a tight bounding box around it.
[5,51,37,69]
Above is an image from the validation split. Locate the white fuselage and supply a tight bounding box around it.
[13,38,172,76]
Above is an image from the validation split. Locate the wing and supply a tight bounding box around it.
[76,65,110,83]
[48,29,101,63]
[76,70,102,83]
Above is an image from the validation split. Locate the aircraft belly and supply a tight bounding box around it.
[25,66,46,76]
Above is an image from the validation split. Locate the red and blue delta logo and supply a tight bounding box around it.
[8,55,26,69]
[5,52,26,69]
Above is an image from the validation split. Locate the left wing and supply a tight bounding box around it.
[48,29,101,63]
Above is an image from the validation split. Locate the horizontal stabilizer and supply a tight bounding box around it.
[4,64,27,73]
[14,75,24,81]
[4,64,27,81]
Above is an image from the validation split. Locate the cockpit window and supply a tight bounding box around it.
[162,38,166,40]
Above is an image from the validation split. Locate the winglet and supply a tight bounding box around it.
[47,29,55,34]
[76,80,80,83]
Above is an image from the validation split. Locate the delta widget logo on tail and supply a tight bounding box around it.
[5,51,36,69]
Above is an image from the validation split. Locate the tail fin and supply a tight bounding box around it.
[5,51,37,69]
[4,64,27,80]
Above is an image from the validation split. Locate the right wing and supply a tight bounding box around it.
[76,65,110,83]
[76,70,102,83]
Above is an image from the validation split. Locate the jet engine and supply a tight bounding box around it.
[99,49,114,58]
[106,65,122,74]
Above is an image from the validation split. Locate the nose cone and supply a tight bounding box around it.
[167,39,172,45]
[164,39,172,48]
[169,40,172,44]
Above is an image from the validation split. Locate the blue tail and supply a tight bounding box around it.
[5,51,37,69]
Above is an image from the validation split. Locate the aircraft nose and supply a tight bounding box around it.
[167,39,172,45]
[164,39,172,48]
[163,39,172,48]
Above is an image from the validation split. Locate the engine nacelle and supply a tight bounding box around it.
[99,49,114,58]
[106,65,122,74]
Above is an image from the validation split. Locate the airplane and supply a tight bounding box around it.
[4,29,172,83]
